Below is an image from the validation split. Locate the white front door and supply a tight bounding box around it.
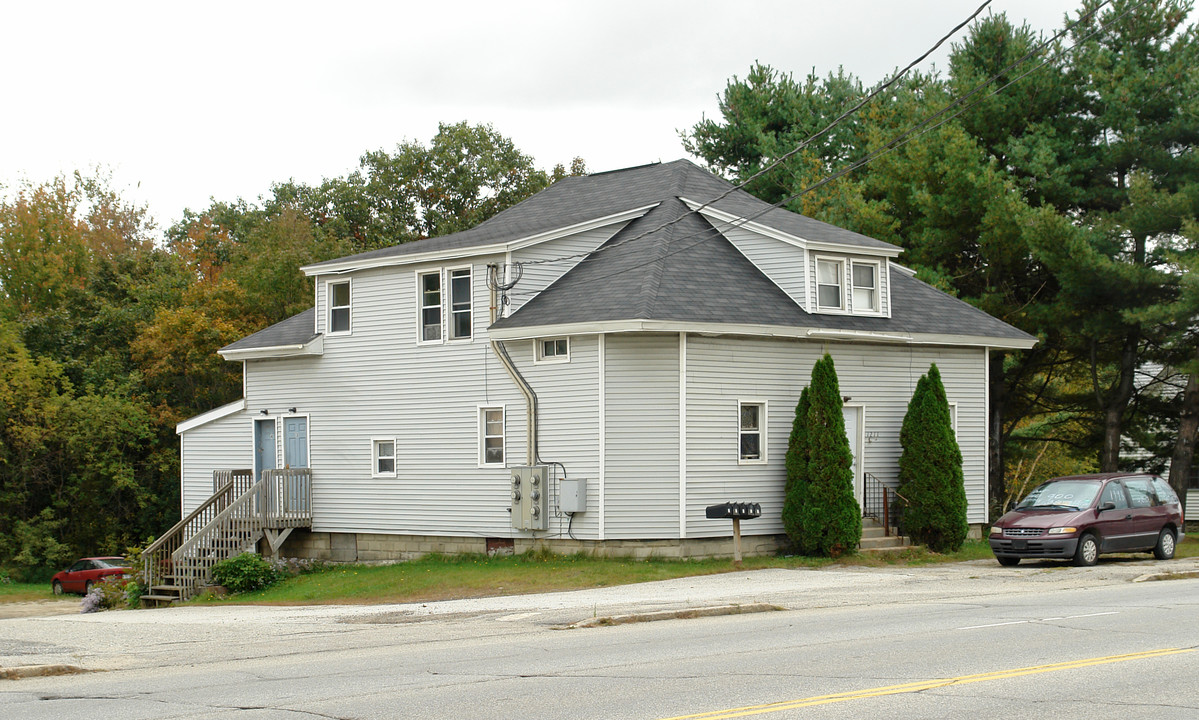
[842,406,863,512]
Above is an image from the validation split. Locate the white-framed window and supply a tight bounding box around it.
[535,337,570,364]
[448,267,472,340]
[948,401,958,440]
[738,400,767,463]
[815,257,845,311]
[328,280,351,334]
[372,438,396,478]
[418,270,442,343]
[851,261,880,313]
[479,406,505,467]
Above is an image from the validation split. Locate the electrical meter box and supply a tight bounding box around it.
[559,478,587,513]
[510,465,548,530]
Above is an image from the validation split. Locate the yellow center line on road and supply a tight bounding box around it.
[658,647,1195,720]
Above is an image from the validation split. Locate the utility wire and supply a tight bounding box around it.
[502,0,1132,297]
[516,0,994,270]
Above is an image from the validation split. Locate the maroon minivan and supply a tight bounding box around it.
[989,473,1184,567]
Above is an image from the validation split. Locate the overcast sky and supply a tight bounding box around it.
[2,1,1080,232]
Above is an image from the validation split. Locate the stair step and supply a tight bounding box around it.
[860,535,911,550]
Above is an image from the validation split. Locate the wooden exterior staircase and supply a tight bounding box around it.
[141,468,312,606]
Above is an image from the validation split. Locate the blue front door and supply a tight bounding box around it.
[283,417,308,468]
[254,419,276,481]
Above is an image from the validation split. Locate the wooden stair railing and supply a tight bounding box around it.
[142,470,253,604]
[141,468,313,606]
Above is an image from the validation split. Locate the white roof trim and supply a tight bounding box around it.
[299,204,659,276]
[680,197,903,258]
[177,398,245,435]
[219,335,324,361]
[487,319,1037,350]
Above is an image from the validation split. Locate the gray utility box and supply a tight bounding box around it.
[559,478,587,513]
[510,465,548,531]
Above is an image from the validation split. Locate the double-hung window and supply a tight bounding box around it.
[851,261,879,313]
[372,439,396,478]
[418,267,472,343]
[480,407,505,466]
[738,401,766,463]
[815,258,844,311]
[328,280,351,334]
[419,271,442,342]
[449,267,472,340]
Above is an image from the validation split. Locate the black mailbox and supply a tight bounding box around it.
[705,502,761,520]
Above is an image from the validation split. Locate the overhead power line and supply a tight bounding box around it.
[505,0,1132,299]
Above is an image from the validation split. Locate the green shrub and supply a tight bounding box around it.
[782,386,811,543]
[898,364,968,553]
[210,553,280,593]
[788,355,860,557]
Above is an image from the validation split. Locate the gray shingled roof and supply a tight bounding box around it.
[233,160,1034,350]
[303,159,897,271]
[221,307,317,353]
[490,199,1033,342]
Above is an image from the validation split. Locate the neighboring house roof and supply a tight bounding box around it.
[301,159,899,274]
[219,307,323,359]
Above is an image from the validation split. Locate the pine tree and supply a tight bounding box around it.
[795,354,860,557]
[898,364,968,552]
[782,386,811,544]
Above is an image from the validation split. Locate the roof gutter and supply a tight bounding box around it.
[487,264,538,464]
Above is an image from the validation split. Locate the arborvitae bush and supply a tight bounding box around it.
[898,364,968,553]
[790,354,860,557]
[782,386,810,543]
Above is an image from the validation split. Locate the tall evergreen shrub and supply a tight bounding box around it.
[898,364,968,552]
[782,386,810,543]
[792,354,860,557]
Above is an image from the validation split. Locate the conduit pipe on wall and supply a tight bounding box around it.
[488,265,538,464]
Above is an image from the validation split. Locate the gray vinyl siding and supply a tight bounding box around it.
[507,223,629,314]
[604,334,680,538]
[180,412,251,516]
[507,335,602,540]
[722,226,808,310]
[685,336,988,536]
[243,257,530,538]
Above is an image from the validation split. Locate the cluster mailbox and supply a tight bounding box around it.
[705,501,762,563]
[705,502,762,520]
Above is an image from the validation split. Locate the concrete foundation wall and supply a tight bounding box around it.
[279,529,787,562]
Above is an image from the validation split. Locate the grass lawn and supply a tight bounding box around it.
[201,539,998,606]
[5,536,1195,608]
[0,582,56,603]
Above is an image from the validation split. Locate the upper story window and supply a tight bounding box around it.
[449,267,472,340]
[418,267,472,344]
[815,258,844,311]
[535,337,570,364]
[851,261,879,313]
[419,271,442,343]
[328,280,351,334]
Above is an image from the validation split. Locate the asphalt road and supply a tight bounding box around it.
[3,557,1198,719]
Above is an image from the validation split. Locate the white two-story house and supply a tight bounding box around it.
[174,159,1036,565]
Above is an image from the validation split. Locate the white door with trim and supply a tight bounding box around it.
[842,406,863,512]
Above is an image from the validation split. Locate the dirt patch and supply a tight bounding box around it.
[0,599,81,620]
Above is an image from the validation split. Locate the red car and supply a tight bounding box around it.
[51,557,131,595]
[990,473,1184,566]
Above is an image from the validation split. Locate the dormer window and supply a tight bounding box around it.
[816,258,844,311]
[851,261,879,313]
[328,280,351,334]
